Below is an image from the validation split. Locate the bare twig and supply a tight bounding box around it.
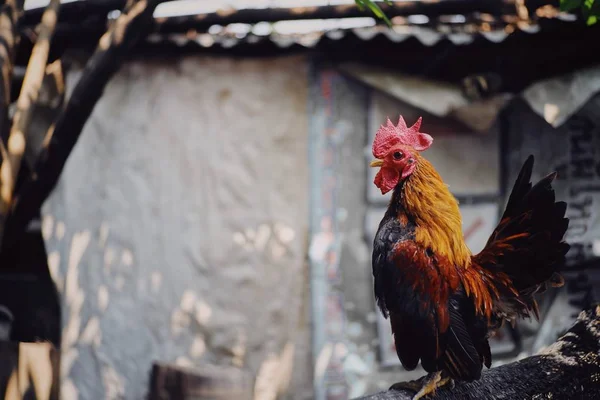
[357,306,600,400]
[0,0,59,243]
[2,0,167,251]
[0,0,24,142]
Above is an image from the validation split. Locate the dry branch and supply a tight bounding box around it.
[0,0,58,245]
[0,0,24,142]
[356,306,600,400]
[2,0,166,250]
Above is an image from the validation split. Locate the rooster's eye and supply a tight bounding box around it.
[393,151,403,160]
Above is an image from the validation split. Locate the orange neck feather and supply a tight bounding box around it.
[401,154,471,267]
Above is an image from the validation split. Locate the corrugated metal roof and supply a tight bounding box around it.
[22,0,582,51]
[146,6,578,50]
[24,0,379,13]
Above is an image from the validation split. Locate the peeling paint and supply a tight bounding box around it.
[274,222,295,244]
[104,247,115,275]
[61,348,79,380]
[231,329,247,367]
[55,221,66,240]
[254,342,296,400]
[174,357,194,368]
[254,353,280,400]
[121,249,134,267]
[190,336,206,358]
[254,224,271,251]
[150,271,162,292]
[233,222,294,260]
[80,317,101,345]
[62,378,78,400]
[194,300,212,325]
[171,308,191,336]
[47,251,61,291]
[98,286,109,312]
[102,366,125,400]
[233,232,246,246]
[180,290,196,313]
[277,342,295,395]
[99,222,110,248]
[63,231,91,353]
[42,215,54,241]
[270,241,286,261]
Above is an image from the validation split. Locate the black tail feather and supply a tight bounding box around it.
[473,155,570,321]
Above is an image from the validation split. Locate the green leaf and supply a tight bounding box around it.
[559,0,582,11]
[588,14,598,24]
[366,0,393,26]
[355,0,393,27]
[581,0,594,17]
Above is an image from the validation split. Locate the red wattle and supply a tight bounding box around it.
[375,167,399,195]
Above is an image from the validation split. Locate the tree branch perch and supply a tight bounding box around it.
[356,306,600,399]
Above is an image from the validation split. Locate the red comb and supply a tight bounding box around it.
[372,116,433,158]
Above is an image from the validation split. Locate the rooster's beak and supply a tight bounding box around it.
[370,159,384,168]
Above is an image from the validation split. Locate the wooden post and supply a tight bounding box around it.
[148,363,254,400]
[0,341,59,400]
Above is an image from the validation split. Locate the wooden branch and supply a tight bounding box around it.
[1,0,166,251]
[0,0,24,142]
[356,306,600,400]
[0,0,59,244]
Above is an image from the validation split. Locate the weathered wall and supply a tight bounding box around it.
[503,94,600,344]
[41,55,312,400]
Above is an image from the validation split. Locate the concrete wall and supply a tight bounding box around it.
[41,55,312,400]
[38,52,598,400]
[503,95,600,345]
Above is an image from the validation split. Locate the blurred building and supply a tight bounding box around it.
[12,0,600,399]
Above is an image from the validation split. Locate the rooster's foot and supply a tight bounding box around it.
[390,372,453,400]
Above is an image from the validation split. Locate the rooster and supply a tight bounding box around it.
[370,116,569,400]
